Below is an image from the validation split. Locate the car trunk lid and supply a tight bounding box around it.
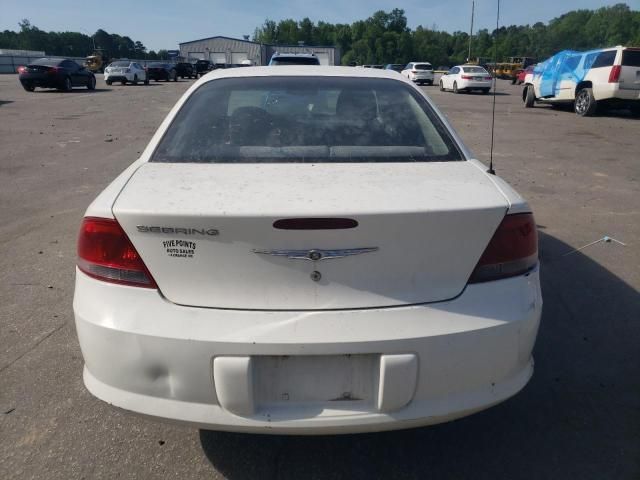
[112,162,508,310]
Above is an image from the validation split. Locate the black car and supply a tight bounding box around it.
[146,63,178,82]
[194,60,214,77]
[18,58,96,92]
[174,62,194,79]
[384,64,405,73]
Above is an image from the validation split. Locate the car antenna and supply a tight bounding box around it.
[487,0,500,175]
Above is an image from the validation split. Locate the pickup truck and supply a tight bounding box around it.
[522,46,640,116]
[194,60,214,77]
[173,62,194,79]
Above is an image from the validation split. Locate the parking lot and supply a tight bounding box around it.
[0,73,638,479]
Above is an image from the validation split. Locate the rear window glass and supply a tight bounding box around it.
[622,49,640,67]
[271,57,320,66]
[151,76,462,163]
[592,50,616,68]
[110,61,130,67]
[31,58,62,66]
[148,63,166,68]
[462,66,488,74]
[414,64,433,70]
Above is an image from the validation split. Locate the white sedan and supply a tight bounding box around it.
[74,67,541,435]
[440,65,493,94]
[104,61,148,85]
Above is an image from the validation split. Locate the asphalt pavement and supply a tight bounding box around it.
[0,73,638,479]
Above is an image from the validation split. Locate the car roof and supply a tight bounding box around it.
[197,66,410,82]
[272,53,316,57]
[31,57,66,65]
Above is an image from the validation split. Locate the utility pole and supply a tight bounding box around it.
[468,0,475,62]
[79,28,96,52]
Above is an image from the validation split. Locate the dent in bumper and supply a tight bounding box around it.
[74,266,542,432]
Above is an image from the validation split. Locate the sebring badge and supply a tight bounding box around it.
[136,226,219,236]
[252,247,379,261]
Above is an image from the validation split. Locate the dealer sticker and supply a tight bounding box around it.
[163,239,197,258]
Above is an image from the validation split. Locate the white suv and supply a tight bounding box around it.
[522,46,640,116]
[401,62,434,85]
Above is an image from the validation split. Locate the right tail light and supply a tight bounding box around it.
[469,213,538,283]
[608,65,621,83]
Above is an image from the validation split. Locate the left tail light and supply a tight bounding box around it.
[461,75,473,80]
[77,217,157,288]
[468,213,538,283]
[17,65,26,74]
[608,65,621,83]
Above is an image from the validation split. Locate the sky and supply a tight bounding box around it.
[1,0,637,51]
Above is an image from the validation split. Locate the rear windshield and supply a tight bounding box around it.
[110,61,130,67]
[622,49,640,67]
[148,63,166,68]
[414,64,433,70]
[31,58,62,66]
[462,66,488,74]
[151,76,462,163]
[271,57,320,66]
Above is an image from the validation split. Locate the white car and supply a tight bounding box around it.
[523,46,640,116]
[440,65,493,94]
[74,67,542,435]
[401,62,434,85]
[104,61,148,86]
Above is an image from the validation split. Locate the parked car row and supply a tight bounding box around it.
[17,58,212,91]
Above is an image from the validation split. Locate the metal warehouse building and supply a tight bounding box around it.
[179,36,340,66]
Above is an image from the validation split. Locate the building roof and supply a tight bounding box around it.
[179,35,337,50]
[179,35,260,46]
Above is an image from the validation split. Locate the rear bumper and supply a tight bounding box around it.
[19,75,61,88]
[459,80,492,90]
[147,72,168,80]
[104,73,136,82]
[74,266,542,434]
[409,73,434,82]
[594,84,640,101]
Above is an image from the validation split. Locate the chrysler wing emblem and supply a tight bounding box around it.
[252,247,379,261]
